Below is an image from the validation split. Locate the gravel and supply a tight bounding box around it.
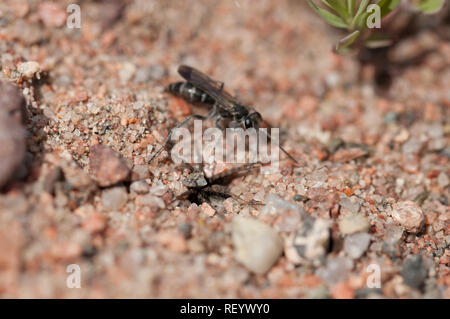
[391,201,425,234]
[89,144,131,187]
[0,0,447,299]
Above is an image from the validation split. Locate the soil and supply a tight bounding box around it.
[0,0,448,298]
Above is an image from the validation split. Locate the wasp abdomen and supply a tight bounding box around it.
[167,81,215,104]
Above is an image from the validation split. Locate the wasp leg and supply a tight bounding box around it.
[148,114,207,163]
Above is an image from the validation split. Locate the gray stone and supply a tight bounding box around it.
[401,255,428,289]
[101,186,128,211]
[344,232,371,259]
[232,216,283,274]
[130,180,150,194]
[284,217,331,266]
[316,256,353,285]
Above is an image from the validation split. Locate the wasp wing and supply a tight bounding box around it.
[178,65,238,112]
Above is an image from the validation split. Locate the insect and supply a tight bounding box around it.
[175,162,260,207]
[149,65,297,163]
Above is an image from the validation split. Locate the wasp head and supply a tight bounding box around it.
[244,112,262,129]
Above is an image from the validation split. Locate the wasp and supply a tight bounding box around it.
[149,65,297,163]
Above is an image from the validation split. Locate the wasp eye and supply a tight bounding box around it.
[244,118,253,129]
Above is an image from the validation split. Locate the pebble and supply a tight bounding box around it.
[338,214,370,235]
[343,232,371,259]
[17,61,41,80]
[38,2,67,28]
[130,180,149,194]
[384,224,405,245]
[437,172,449,188]
[119,62,137,83]
[401,255,428,289]
[339,196,361,214]
[284,217,331,266]
[135,193,165,209]
[201,202,216,217]
[89,144,130,187]
[262,194,307,217]
[316,256,353,286]
[101,187,128,211]
[0,82,26,124]
[391,201,425,234]
[223,198,240,214]
[82,213,107,234]
[231,216,283,274]
[149,182,168,196]
[0,83,26,188]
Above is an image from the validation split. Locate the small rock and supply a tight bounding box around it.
[82,213,107,234]
[384,224,405,245]
[292,194,309,202]
[437,172,449,188]
[232,216,283,274]
[150,182,168,196]
[156,230,187,253]
[131,164,149,180]
[285,217,331,266]
[178,222,192,239]
[401,255,428,289]
[330,281,355,299]
[101,187,128,211]
[391,201,425,234]
[135,193,165,209]
[119,62,136,83]
[0,106,26,188]
[89,144,130,187]
[262,194,307,217]
[0,82,27,187]
[201,202,216,217]
[340,196,361,214]
[38,2,67,28]
[344,232,371,259]
[223,197,240,214]
[338,214,370,235]
[17,61,41,80]
[130,180,149,194]
[42,166,63,195]
[316,256,353,286]
[0,82,26,124]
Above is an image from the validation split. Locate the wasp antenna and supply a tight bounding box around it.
[264,130,298,163]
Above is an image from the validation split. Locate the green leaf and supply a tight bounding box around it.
[346,0,355,16]
[351,0,370,27]
[336,30,361,52]
[307,0,348,28]
[417,0,445,14]
[321,0,349,20]
[377,0,401,18]
[364,33,393,48]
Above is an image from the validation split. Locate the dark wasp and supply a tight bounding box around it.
[149,65,297,163]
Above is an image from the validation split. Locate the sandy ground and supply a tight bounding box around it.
[0,0,448,298]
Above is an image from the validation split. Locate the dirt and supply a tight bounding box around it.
[0,0,448,298]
